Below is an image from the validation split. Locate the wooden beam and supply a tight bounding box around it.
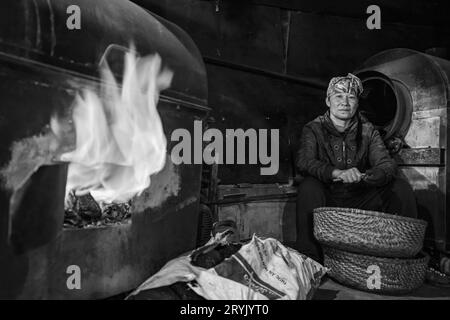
[251,0,448,27]
[394,148,445,166]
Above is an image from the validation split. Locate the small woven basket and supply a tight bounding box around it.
[324,246,429,294]
[314,207,427,258]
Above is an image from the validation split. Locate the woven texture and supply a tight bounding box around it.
[314,207,427,258]
[324,246,429,294]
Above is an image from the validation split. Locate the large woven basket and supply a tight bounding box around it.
[314,207,427,258]
[324,246,429,294]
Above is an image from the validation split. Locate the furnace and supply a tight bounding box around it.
[355,49,450,253]
[0,0,209,299]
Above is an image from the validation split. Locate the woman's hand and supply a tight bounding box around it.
[332,168,363,183]
[364,168,387,186]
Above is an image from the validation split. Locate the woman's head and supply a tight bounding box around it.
[326,73,363,121]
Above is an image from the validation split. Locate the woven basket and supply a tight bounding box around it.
[324,246,429,294]
[314,207,427,258]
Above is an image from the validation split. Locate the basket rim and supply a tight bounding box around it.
[314,207,427,226]
[323,246,430,264]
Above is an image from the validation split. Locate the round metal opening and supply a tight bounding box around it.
[359,78,397,128]
[356,73,412,140]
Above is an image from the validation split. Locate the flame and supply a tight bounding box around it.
[60,51,173,203]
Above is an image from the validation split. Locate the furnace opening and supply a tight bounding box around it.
[58,50,173,229]
[359,78,397,131]
[64,191,132,229]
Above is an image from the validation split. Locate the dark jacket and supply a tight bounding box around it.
[296,111,397,193]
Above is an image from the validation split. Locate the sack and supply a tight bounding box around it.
[127,234,328,300]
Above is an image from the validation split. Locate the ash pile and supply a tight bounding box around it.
[64,191,131,228]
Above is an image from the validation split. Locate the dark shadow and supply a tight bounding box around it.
[401,283,450,299]
[0,246,29,299]
[397,170,447,253]
[282,197,297,246]
[9,164,67,254]
[312,288,339,300]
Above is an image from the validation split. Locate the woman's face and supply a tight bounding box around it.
[326,92,359,120]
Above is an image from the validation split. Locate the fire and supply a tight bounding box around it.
[60,50,173,204]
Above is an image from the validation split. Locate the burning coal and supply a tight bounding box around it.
[59,50,173,204]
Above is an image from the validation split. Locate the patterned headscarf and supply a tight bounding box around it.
[326,73,363,98]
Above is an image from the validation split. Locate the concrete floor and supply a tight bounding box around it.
[314,277,450,300]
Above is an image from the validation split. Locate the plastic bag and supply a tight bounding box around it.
[127,233,328,300]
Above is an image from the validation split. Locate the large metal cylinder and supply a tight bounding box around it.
[0,0,207,105]
[355,49,450,252]
[0,0,209,299]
